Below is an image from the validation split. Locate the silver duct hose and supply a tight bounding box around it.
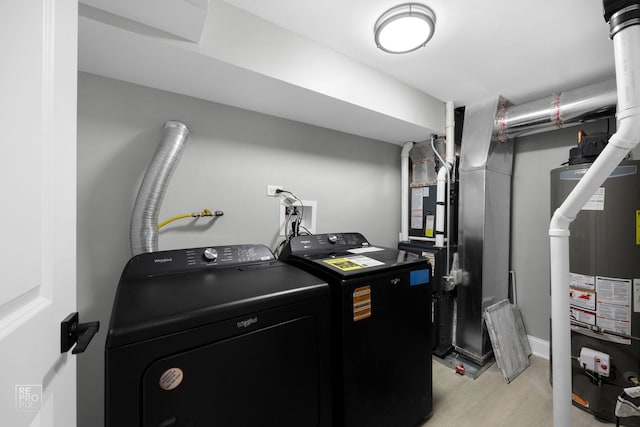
[494,79,617,142]
[130,121,190,256]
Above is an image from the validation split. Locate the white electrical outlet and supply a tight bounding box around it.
[279,200,317,236]
[266,185,283,197]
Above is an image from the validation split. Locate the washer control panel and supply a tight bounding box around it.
[124,244,275,277]
[285,232,370,255]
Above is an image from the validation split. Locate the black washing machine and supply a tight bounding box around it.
[279,233,433,427]
[105,244,332,427]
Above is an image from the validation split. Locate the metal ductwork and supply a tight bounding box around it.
[456,97,515,363]
[456,77,619,363]
[494,79,616,142]
[130,121,190,256]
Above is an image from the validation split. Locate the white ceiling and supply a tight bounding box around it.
[78,0,617,143]
[225,0,615,106]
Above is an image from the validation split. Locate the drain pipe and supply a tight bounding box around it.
[130,121,190,255]
[549,3,640,426]
[400,141,414,242]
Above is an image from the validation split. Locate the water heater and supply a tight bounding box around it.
[551,159,640,424]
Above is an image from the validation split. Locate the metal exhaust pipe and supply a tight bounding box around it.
[494,79,617,142]
[130,121,190,256]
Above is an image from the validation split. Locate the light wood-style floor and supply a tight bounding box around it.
[422,355,614,427]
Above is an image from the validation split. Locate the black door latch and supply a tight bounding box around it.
[60,312,100,354]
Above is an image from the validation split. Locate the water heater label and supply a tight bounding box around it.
[582,187,605,211]
[596,276,632,345]
[634,279,640,313]
[570,288,596,311]
[569,272,595,291]
[570,307,596,325]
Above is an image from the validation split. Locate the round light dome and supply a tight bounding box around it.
[374,3,436,54]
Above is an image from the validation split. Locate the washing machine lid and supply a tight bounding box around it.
[106,244,329,348]
[280,233,429,278]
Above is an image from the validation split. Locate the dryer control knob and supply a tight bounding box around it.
[203,248,218,261]
[327,234,338,244]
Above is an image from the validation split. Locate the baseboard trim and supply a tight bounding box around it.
[528,335,550,360]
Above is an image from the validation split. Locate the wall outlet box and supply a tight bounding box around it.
[279,200,317,236]
[266,185,283,197]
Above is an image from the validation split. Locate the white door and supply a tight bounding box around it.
[0,0,78,426]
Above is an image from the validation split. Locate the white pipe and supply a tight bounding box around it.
[400,141,414,242]
[431,135,452,276]
[445,101,456,165]
[549,23,640,427]
[409,236,437,242]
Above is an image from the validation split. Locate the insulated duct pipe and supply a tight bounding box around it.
[549,2,640,426]
[400,141,414,242]
[494,79,617,143]
[130,121,190,255]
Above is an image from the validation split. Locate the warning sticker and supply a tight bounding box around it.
[323,256,384,271]
[425,214,434,237]
[348,256,384,268]
[323,258,364,271]
[635,279,640,313]
[596,276,632,345]
[411,187,424,229]
[570,307,596,326]
[353,285,372,321]
[570,288,596,311]
[569,272,595,291]
[569,288,596,311]
[596,276,632,306]
[582,187,605,211]
[348,247,384,254]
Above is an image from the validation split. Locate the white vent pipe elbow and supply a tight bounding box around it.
[549,14,640,427]
[130,121,190,256]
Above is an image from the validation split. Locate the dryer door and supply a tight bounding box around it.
[142,315,319,427]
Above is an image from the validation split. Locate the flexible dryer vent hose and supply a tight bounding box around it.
[130,121,190,256]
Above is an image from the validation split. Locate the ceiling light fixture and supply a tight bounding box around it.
[374,3,436,54]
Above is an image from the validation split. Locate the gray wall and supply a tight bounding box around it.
[77,72,401,427]
[511,118,640,342]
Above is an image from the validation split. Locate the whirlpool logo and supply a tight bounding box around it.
[237,317,257,328]
[154,258,173,264]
